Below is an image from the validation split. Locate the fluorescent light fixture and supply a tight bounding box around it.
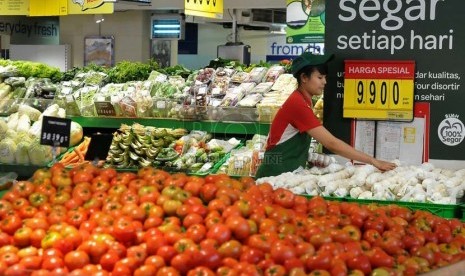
[154,24,181,28]
[154,30,181,34]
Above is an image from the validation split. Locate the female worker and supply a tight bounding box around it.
[255,52,396,178]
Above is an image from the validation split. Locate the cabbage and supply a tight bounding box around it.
[7,112,19,130]
[29,120,42,138]
[28,141,53,166]
[15,140,30,165]
[0,120,7,140]
[16,114,31,133]
[0,138,17,164]
[57,108,66,118]
[5,129,17,140]
[70,121,84,146]
[18,105,41,122]
[38,104,59,120]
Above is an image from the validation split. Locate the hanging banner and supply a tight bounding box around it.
[285,0,325,43]
[0,0,28,15]
[185,0,223,19]
[29,0,67,16]
[324,0,465,166]
[67,0,114,14]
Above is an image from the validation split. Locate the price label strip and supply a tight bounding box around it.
[40,116,71,148]
[343,60,415,121]
[94,101,116,117]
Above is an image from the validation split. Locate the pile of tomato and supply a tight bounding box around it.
[0,163,465,275]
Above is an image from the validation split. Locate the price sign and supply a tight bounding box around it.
[94,101,116,117]
[40,116,71,148]
[343,60,415,120]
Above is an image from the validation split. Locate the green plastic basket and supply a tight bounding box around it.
[345,197,461,219]
[301,194,346,202]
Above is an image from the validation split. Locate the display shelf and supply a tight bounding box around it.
[0,164,43,180]
[69,116,271,136]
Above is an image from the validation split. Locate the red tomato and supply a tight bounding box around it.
[171,253,192,274]
[187,266,216,276]
[1,214,22,235]
[347,254,372,275]
[134,264,157,276]
[305,252,332,271]
[225,216,251,241]
[207,223,232,244]
[41,256,64,270]
[99,251,120,272]
[64,250,90,271]
[218,240,242,259]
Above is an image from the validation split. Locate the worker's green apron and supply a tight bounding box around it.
[255,132,311,178]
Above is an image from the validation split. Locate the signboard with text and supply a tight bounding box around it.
[285,0,325,43]
[0,0,28,15]
[343,60,415,121]
[324,0,465,164]
[40,116,71,148]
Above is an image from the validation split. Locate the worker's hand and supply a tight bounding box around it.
[308,153,334,167]
[372,159,397,171]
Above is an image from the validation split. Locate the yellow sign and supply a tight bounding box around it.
[185,0,223,19]
[0,0,28,15]
[29,0,67,16]
[68,0,113,14]
[343,60,415,121]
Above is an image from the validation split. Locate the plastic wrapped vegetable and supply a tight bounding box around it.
[16,114,31,133]
[0,138,17,164]
[7,112,19,130]
[15,140,31,165]
[18,105,41,122]
[28,141,53,166]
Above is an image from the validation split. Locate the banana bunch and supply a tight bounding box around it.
[105,123,187,169]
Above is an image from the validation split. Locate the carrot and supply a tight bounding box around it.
[60,151,77,163]
[74,147,85,162]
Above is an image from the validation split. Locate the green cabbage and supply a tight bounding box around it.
[0,138,17,164]
[15,140,30,165]
[28,141,53,166]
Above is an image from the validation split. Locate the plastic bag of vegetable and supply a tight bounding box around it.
[28,141,53,166]
[0,138,17,164]
[15,140,31,165]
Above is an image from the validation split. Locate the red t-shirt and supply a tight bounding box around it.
[266,90,321,150]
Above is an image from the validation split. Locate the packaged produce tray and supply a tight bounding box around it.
[205,106,258,122]
[257,104,280,123]
[345,197,461,219]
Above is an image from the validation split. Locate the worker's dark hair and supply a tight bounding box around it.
[293,63,329,86]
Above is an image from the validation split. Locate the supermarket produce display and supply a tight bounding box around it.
[2,58,465,274]
[0,164,464,275]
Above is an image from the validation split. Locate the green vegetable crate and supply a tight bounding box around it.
[344,197,461,220]
[301,194,462,219]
